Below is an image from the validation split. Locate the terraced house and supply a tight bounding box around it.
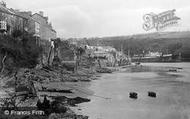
[0,2,56,41]
[0,2,27,35]
[31,11,56,41]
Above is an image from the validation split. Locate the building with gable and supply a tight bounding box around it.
[0,2,56,41]
[32,11,56,41]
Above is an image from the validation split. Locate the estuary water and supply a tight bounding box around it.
[77,63,190,119]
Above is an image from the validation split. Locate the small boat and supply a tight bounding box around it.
[148,91,156,98]
[168,69,177,72]
[177,67,183,70]
[129,92,138,99]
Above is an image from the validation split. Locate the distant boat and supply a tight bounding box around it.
[135,62,141,65]
[168,69,177,72]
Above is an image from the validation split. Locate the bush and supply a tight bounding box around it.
[0,34,42,69]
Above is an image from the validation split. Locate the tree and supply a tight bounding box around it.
[0,33,42,74]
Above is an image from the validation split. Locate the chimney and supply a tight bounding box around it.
[39,11,44,16]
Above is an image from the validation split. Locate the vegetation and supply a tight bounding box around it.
[78,31,190,61]
[59,40,75,61]
[0,33,42,73]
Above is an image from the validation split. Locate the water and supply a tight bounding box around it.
[76,63,190,119]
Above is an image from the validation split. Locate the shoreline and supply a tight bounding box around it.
[0,63,185,119]
[0,65,113,119]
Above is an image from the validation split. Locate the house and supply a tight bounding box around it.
[32,11,56,41]
[144,51,162,58]
[0,2,40,38]
[16,11,40,37]
[0,2,23,34]
[0,2,56,41]
[0,2,58,66]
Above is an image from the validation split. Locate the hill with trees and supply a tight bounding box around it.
[77,31,190,61]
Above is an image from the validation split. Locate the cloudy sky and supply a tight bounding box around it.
[4,0,190,38]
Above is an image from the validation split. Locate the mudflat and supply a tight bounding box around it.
[76,63,190,119]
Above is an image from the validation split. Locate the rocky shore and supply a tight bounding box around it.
[0,61,181,119]
[0,63,115,119]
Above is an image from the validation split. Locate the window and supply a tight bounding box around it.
[0,21,7,30]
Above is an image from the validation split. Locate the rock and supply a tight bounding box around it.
[39,88,73,93]
[42,95,51,109]
[61,61,75,72]
[48,113,88,119]
[51,100,67,113]
[36,99,43,110]
[96,67,112,73]
[51,96,90,106]
[70,97,91,105]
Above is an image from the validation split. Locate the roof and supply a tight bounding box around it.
[32,13,56,33]
[0,4,15,16]
[0,5,31,20]
[32,13,48,21]
[52,29,56,33]
[0,4,56,33]
[15,11,40,24]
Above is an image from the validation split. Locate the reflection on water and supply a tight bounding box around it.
[77,63,190,119]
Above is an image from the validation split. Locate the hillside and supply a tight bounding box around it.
[77,31,190,61]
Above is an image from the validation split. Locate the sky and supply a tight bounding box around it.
[4,0,190,38]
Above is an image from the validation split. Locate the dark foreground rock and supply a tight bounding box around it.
[96,67,113,73]
[50,96,91,106]
[48,113,88,119]
[39,88,73,93]
[0,94,89,119]
[0,66,92,119]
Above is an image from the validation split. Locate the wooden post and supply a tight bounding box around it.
[0,51,7,74]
